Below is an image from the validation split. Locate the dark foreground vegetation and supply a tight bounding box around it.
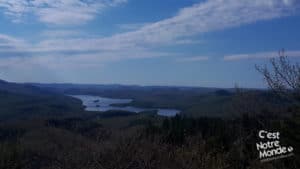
[0,104,299,169]
[0,54,299,169]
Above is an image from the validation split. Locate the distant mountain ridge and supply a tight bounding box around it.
[0,79,83,120]
[0,79,53,96]
[0,79,235,97]
[27,83,231,94]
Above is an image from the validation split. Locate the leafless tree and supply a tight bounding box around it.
[256,49,300,102]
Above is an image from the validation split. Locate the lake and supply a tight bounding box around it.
[70,95,180,117]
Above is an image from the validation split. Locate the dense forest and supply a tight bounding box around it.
[0,56,299,169]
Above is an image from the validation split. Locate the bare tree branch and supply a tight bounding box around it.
[256,49,300,102]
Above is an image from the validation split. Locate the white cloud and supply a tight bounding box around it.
[0,33,172,70]
[25,0,298,52]
[104,0,298,46]
[224,50,300,61]
[0,0,127,25]
[176,56,209,62]
[40,30,84,38]
[0,34,24,45]
[118,23,150,31]
[0,0,299,73]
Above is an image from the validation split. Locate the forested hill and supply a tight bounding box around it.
[0,79,83,120]
[28,83,226,94]
[0,79,52,96]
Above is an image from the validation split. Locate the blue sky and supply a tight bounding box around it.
[0,0,300,88]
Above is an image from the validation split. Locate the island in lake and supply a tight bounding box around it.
[71,95,180,117]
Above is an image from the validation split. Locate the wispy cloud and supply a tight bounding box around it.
[28,0,300,51]
[0,34,24,45]
[176,56,209,62]
[224,50,300,61]
[105,0,298,46]
[0,0,127,25]
[0,33,172,70]
[40,30,85,38]
[118,23,150,31]
[0,0,299,72]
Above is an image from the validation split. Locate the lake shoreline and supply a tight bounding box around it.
[70,95,180,117]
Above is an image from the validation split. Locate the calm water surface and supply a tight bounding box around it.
[70,95,180,117]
